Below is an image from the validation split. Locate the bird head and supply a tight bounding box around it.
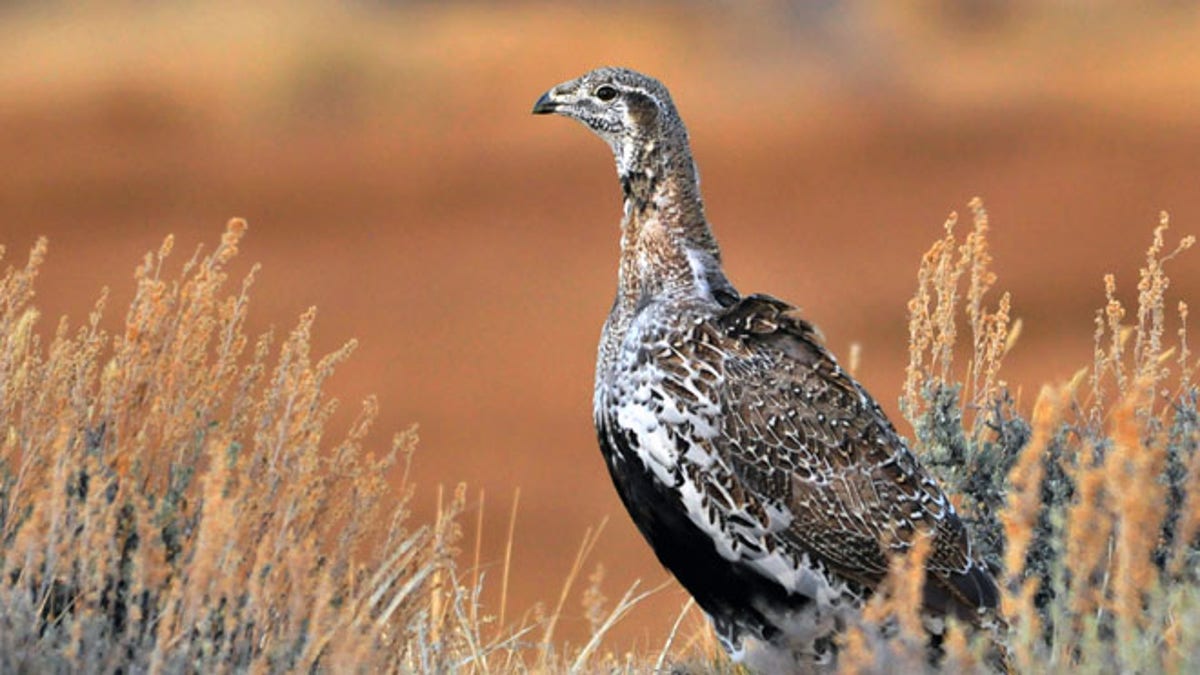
[532,67,683,174]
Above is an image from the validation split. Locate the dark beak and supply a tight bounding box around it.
[531,91,558,115]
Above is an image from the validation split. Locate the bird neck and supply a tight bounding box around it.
[614,133,728,311]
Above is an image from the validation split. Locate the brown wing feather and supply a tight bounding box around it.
[709,293,994,615]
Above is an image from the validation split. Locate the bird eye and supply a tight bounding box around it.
[595,85,618,102]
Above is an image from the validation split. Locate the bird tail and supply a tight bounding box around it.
[925,562,1013,674]
[924,560,1000,622]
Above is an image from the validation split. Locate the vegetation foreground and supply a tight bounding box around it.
[1,202,1198,672]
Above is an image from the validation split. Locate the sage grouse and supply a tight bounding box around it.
[533,68,999,671]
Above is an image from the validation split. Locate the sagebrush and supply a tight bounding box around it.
[1,205,1198,673]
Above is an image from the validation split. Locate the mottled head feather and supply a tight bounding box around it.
[533,67,691,179]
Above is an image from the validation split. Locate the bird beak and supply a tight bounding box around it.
[531,91,559,115]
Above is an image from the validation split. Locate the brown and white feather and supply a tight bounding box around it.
[534,67,1000,670]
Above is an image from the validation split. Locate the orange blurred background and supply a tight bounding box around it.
[3,0,1199,652]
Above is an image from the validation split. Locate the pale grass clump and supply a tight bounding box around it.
[1089,212,1195,420]
[0,222,474,672]
[849,202,1200,673]
[1006,212,1200,673]
[995,373,1200,673]
[451,497,714,673]
[902,197,1018,434]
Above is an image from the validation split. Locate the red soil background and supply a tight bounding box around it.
[3,1,1199,652]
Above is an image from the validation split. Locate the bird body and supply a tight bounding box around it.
[534,68,999,670]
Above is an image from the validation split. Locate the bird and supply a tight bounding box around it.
[532,67,1001,672]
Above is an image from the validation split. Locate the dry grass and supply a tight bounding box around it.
[849,200,1200,673]
[0,221,477,671]
[2,205,1199,673]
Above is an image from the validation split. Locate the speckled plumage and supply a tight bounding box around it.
[534,68,999,671]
